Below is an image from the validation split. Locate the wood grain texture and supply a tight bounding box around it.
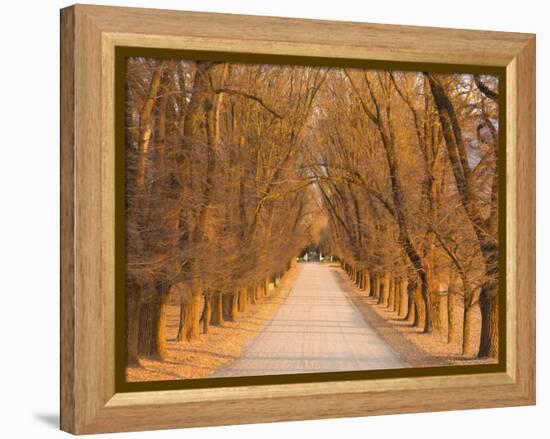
[83,4,530,66]
[60,4,536,434]
[511,37,536,399]
[60,6,75,433]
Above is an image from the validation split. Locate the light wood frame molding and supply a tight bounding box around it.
[60,4,536,434]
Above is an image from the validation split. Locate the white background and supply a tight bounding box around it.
[0,0,546,437]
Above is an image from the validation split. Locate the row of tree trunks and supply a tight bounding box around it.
[174,271,290,345]
[344,266,410,319]
[189,268,292,343]
[343,261,484,357]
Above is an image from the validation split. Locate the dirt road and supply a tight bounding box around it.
[215,263,407,377]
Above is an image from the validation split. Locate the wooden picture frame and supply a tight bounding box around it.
[60,4,536,434]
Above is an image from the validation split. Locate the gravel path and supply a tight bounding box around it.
[215,263,407,377]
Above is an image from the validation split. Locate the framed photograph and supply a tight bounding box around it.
[60,4,536,434]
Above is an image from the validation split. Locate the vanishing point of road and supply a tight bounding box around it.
[215,263,407,377]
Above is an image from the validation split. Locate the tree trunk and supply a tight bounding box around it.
[238,287,248,312]
[364,270,370,292]
[248,285,256,305]
[392,278,400,313]
[211,293,223,326]
[201,294,212,334]
[156,292,170,358]
[221,293,230,321]
[176,297,186,342]
[420,276,432,333]
[388,275,396,310]
[462,304,478,356]
[373,273,380,300]
[138,295,163,358]
[397,279,408,317]
[222,292,237,322]
[447,290,458,344]
[125,295,140,367]
[379,272,390,306]
[445,273,459,343]
[137,301,154,356]
[231,291,239,319]
[368,273,375,297]
[430,287,443,334]
[478,283,499,357]
[184,292,202,341]
[406,296,416,323]
[412,282,425,328]
[386,276,393,309]
[377,278,383,304]
[404,277,417,321]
